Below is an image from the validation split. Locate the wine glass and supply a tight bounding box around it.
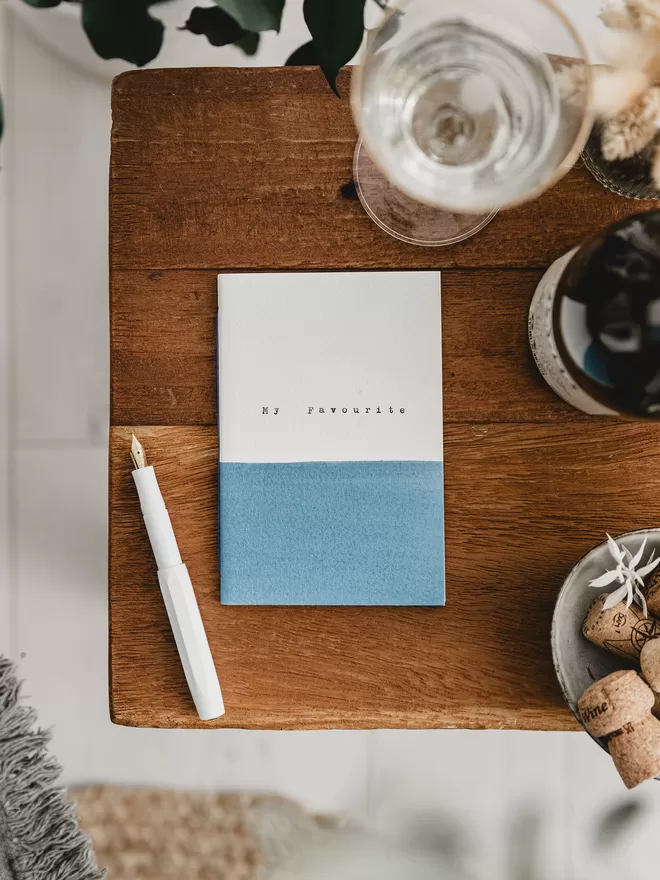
[351,0,593,246]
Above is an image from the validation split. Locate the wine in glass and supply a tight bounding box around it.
[351,0,593,246]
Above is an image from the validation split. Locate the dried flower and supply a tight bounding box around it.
[600,0,635,30]
[589,534,660,614]
[601,87,660,158]
[600,0,660,35]
[598,27,657,69]
[592,0,660,171]
[555,64,590,108]
[593,68,649,118]
[631,0,660,38]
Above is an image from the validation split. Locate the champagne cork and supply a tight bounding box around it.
[582,593,658,660]
[579,671,660,788]
[608,715,660,789]
[578,670,653,737]
[640,638,660,692]
[646,568,660,619]
[640,640,660,719]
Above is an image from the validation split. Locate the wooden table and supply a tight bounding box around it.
[109,66,658,730]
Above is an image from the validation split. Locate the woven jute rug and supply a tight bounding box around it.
[72,786,335,880]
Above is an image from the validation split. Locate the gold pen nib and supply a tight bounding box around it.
[130,434,147,470]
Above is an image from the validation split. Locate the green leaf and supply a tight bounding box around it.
[303,0,365,96]
[214,0,284,32]
[285,40,317,66]
[182,6,244,45]
[184,7,260,54]
[235,31,260,55]
[82,0,164,67]
[20,0,63,6]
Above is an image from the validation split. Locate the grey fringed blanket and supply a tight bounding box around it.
[0,657,103,880]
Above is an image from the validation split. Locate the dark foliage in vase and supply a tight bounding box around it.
[18,0,381,95]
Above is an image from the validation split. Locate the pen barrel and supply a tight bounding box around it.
[132,466,182,570]
[158,564,225,720]
[143,510,182,570]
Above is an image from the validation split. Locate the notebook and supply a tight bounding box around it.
[217,271,444,606]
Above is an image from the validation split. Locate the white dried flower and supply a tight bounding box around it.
[600,0,635,29]
[589,534,660,614]
[632,0,660,37]
[593,68,649,118]
[600,86,660,158]
[555,64,590,108]
[594,0,660,160]
[598,27,658,69]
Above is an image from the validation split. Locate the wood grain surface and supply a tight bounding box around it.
[111,268,600,427]
[110,66,657,729]
[110,67,655,273]
[110,423,660,729]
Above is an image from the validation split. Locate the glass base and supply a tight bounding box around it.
[353,140,498,247]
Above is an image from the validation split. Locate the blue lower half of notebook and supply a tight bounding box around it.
[218,460,445,606]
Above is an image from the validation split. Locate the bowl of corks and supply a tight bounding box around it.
[552,528,660,789]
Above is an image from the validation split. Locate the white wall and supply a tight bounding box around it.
[0,9,11,658]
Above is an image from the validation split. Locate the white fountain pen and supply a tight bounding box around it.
[130,434,224,720]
